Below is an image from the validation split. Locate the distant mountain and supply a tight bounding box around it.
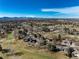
[0,17,79,22]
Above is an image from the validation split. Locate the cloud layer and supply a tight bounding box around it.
[41,6,79,18]
[41,6,79,14]
[0,13,36,17]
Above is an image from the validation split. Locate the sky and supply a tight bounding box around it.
[0,0,79,18]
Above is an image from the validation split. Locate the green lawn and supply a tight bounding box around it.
[7,32,14,40]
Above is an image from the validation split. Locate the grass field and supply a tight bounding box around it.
[0,33,69,59]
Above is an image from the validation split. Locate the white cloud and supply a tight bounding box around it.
[41,6,79,14]
[0,13,36,17]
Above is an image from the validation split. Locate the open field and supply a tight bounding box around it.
[0,33,69,59]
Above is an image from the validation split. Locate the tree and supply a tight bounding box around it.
[42,26,50,32]
[67,47,74,58]
[0,57,3,59]
[47,43,60,52]
[0,45,2,51]
[57,34,62,41]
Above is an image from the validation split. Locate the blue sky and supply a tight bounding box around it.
[0,0,79,18]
